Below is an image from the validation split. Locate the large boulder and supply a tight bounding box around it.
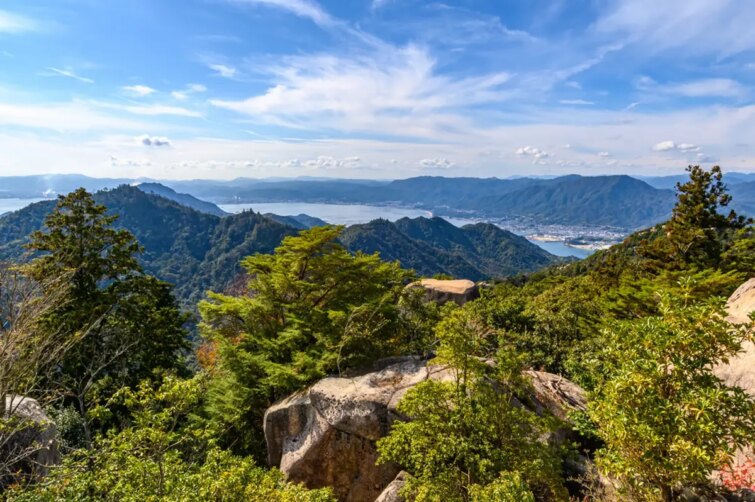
[712,278,755,494]
[374,471,408,502]
[408,279,479,305]
[264,357,586,501]
[1,396,59,485]
[715,277,755,397]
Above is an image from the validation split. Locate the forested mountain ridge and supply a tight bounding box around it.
[0,186,295,306]
[340,216,558,280]
[0,186,560,305]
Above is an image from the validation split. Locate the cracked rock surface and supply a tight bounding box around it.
[264,357,584,501]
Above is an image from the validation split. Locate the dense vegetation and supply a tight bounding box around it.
[1,165,754,501]
[341,216,558,280]
[0,187,558,305]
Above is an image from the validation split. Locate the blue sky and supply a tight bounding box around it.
[1,0,754,179]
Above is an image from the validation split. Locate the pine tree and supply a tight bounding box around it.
[664,165,749,265]
[25,189,189,442]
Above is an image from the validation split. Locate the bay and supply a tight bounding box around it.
[0,198,45,216]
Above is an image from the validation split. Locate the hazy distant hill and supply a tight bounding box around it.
[729,181,755,216]
[164,175,679,229]
[341,216,559,280]
[472,175,676,228]
[3,173,753,230]
[0,186,559,305]
[0,174,134,198]
[135,182,228,216]
[640,172,755,190]
[263,213,329,229]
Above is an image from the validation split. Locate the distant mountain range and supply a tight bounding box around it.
[2,172,754,230]
[0,185,559,305]
[135,182,229,217]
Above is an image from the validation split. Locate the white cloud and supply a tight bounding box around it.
[636,76,746,98]
[419,158,453,169]
[171,83,207,100]
[0,10,37,33]
[560,99,594,105]
[677,143,699,152]
[210,44,512,139]
[229,0,334,27]
[209,63,237,79]
[597,151,611,157]
[652,140,700,152]
[595,0,755,57]
[652,140,676,152]
[303,156,361,169]
[515,146,550,163]
[41,67,94,84]
[136,135,172,147]
[101,102,202,118]
[0,101,158,132]
[123,85,156,97]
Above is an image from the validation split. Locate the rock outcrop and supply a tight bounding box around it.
[264,357,586,501]
[408,279,479,305]
[1,396,59,484]
[715,277,755,397]
[712,278,755,494]
[374,471,408,502]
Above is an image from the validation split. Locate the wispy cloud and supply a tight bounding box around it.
[595,0,755,57]
[171,83,207,100]
[41,67,94,84]
[560,99,594,106]
[0,101,154,132]
[123,85,156,97]
[117,104,202,118]
[636,76,747,98]
[208,63,237,79]
[211,44,512,139]
[229,0,334,27]
[0,10,38,34]
[370,0,392,10]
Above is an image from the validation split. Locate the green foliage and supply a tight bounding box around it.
[377,304,567,501]
[586,289,755,501]
[24,189,189,440]
[199,226,421,455]
[468,472,535,502]
[339,217,558,281]
[10,375,334,502]
[0,186,297,308]
[645,165,750,268]
[476,278,602,378]
[721,224,755,276]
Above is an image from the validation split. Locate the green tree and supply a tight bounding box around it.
[24,189,189,442]
[8,375,334,502]
[199,226,417,456]
[659,165,749,266]
[587,289,755,501]
[377,304,567,501]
